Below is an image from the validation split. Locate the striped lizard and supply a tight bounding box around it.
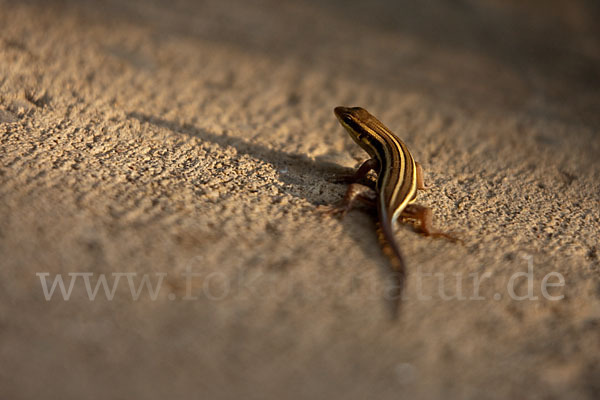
[324,106,457,317]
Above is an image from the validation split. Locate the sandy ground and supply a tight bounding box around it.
[1,0,600,399]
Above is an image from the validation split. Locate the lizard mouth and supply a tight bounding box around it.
[334,106,351,119]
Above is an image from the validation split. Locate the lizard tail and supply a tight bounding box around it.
[376,216,406,319]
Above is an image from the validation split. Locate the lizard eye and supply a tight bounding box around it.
[342,115,353,124]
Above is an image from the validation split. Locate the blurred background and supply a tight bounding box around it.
[68,0,600,122]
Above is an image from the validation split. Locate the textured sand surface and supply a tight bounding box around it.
[1,0,600,399]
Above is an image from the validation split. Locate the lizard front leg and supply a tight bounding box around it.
[415,162,429,190]
[330,158,379,189]
[320,183,377,218]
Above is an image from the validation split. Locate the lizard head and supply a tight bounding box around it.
[334,106,378,153]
